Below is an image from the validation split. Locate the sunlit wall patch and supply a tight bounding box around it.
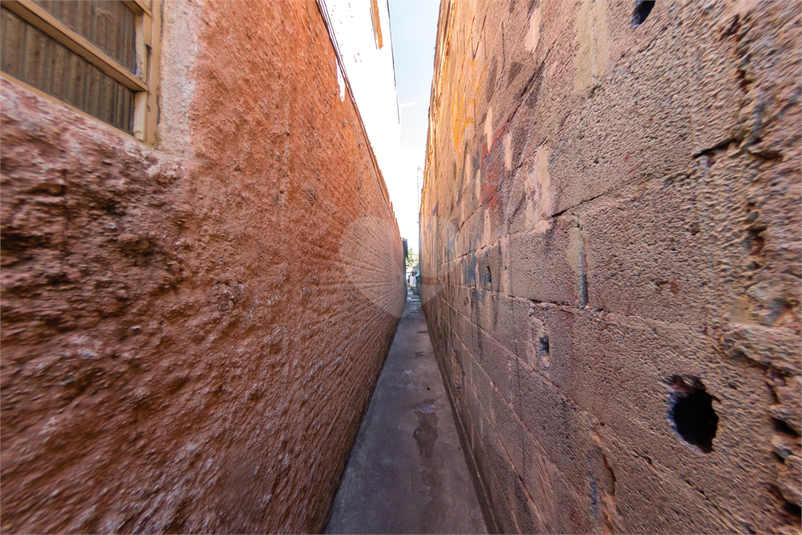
[337,65,346,101]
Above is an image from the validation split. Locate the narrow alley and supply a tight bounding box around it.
[0,0,800,534]
[325,291,486,534]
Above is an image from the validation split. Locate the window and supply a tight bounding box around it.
[1,0,161,142]
[369,0,382,49]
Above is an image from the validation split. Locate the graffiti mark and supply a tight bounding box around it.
[479,121,510,211]
[450,54,487,157]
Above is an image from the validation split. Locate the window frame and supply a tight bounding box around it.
[1,0,161,143]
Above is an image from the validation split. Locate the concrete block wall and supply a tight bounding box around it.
[0,1,404,532]
[420,1,801,533]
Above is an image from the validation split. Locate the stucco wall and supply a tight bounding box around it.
[0,1,404,533]
[420,1,800,533]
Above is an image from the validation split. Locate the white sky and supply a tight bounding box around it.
[326,0,439,255]
[388,0,440,254]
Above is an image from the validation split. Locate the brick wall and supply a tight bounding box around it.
[420,1,800,533]
[0,1,404,532]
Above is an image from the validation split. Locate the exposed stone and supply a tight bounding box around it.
[421,1,801,533]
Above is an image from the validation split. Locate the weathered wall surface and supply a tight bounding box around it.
[421,1,800,533]
[0,1,404,533]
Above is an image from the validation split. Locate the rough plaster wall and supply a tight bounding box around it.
[420,1,801,533]
[0,1,405,533]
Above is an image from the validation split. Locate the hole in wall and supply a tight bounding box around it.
[486,266,492,286]
[536,329,550,369]
[631,0,655,27]
[770,485,802,530]
[774,418,801,438]
[771,417,800,461]
[538,332,549,357]
[668,377,719,453]
[748,227,766,255]
[784,501,802,527]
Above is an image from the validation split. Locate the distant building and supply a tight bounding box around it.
[324,0,402,192]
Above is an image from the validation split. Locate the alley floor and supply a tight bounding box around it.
[325,291,487,534]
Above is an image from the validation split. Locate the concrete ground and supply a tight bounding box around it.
[325,291,488,534]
